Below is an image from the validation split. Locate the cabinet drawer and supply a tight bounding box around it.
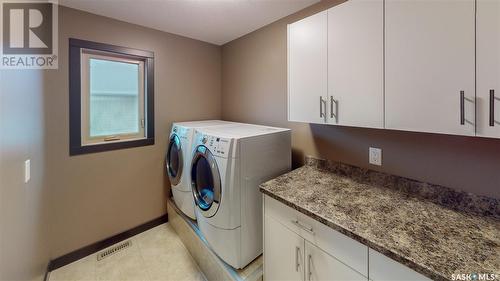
[369,249,432,281]
[264,195,317,242]
[264,195,368,277]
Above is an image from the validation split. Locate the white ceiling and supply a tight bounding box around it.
[60,0,320,45]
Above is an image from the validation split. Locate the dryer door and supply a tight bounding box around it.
[191,145,221,218]
[166,134,183,186]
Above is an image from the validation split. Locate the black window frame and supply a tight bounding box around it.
[69,38,155,156]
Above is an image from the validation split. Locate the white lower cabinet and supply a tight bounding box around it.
[264,195,368,281]
[264,195,433,281]
[305,241,366,281]
[264,212,367,281]
[368,249,432,281]
[264,214,304,281]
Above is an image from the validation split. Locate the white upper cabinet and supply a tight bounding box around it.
[288,11,328,124]
[288,1,383,127]
[385,0,476,136]
[288,0,498,139]
[327,0,384,128]
[476,0,500,138]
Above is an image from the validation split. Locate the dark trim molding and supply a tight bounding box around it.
[70,138,154,155]
[47,214,168,272]
[69,38,155,156]
[69,38,154,58]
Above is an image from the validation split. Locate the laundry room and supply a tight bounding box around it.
[0,0,499,281]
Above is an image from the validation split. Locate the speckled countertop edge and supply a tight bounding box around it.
[259,158,500,281]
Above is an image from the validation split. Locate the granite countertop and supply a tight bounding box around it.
[260,158,500,281]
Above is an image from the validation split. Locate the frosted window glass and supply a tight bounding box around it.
[89,59,140,137]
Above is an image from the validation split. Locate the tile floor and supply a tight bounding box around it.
[49,223,206,281]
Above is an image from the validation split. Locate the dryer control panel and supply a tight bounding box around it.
[201,135,231,158]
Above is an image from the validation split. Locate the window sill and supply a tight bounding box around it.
[70,137,154,156]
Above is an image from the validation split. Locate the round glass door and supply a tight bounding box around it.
[191,145,221,217]
[166,134,183,185]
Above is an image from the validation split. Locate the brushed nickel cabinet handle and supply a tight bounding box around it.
[308,254,313,281]
[490,89,495,127]
[291,219,314,234]
[330,96,338,123]
[319,96,326,119]
[319,96,323,118]
[295,246,300,272]
[460,90,465,125]
[319,96,327,122]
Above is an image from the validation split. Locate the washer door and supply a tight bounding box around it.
[191,145,221,218]
[166,134,183,186]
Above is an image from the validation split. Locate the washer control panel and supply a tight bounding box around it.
[172,126,190,140]
[201,135,231,158]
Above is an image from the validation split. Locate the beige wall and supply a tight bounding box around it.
[44,7,221,258]
[221,0,500,199]
[0,70,51,280]
[1,6,222,279]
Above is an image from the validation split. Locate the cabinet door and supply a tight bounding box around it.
[264,215,304,281]
[369,249,431,281]
[477,0,500,138]
[327,0,384,128]
[385,0,475,136]
[288,11,328,124]
[305,241,366,281]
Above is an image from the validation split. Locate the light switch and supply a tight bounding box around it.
[369,147,382,166]
[24,159,30,183]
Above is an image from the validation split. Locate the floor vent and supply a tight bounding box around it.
[97,240,132,261]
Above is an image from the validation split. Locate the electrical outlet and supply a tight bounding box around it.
[369,147,382,166]
[24,159,31,183]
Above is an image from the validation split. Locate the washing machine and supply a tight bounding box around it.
[190,123,291,268]
[166,120,234,219]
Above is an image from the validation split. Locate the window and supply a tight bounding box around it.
[69,39,154,155]
[82,52,144,143]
